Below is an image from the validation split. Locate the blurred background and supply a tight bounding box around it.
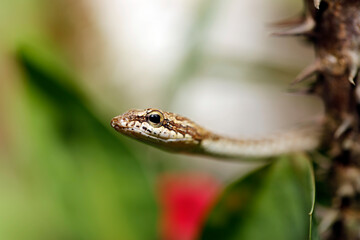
[0,0,323,239]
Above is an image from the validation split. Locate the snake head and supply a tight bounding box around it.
[111,108,207,152]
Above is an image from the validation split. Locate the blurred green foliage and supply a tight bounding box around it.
[200,155,318,240]
[0,45,157,240]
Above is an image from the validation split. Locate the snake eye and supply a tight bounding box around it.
[149,114,161,123]
[147,110,164,127]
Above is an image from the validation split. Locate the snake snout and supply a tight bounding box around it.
[110,117,121,129]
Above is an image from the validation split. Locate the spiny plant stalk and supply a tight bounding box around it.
[276,0,360,239]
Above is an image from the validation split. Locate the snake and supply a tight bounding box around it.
[110,108,322,159]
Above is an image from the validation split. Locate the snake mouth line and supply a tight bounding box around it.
[110,116,198,147]
[111,117,168,140]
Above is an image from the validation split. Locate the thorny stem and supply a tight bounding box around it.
[309,1,360,239]
[278,0,360,239]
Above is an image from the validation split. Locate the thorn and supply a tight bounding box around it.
[268,16,303,28]
[314,0,321,9]
[292,60,320,85]
[318,209,339,234]
[334,116,353,138]
[347,51,359,85]
[349,75,356,85]
[271,15,315,36]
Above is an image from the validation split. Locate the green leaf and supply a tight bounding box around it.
[305,157,319,240]
[0,44,157,240]
[200,155,316,240]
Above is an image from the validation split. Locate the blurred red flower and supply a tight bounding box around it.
[157,173,221,240]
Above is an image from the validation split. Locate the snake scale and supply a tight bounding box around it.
[111,108,322,159]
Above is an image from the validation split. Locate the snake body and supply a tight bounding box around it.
[111,108,321,159]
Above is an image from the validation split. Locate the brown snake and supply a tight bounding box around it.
[111,108,322,159]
